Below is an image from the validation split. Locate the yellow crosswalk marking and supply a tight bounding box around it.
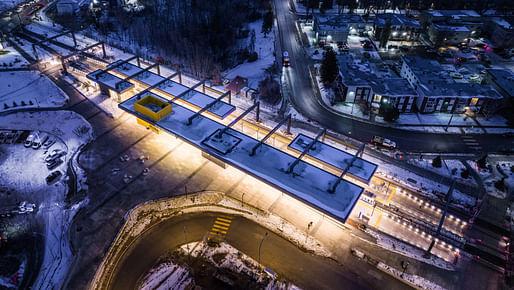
[208,215,233,240]
[216,217,232,223]
[211,228,227,234]
[213,224,229,230]
[215,220,231,227]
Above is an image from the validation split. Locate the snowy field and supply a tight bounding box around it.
[0,44,30,68]
[224,20,276,89]
[0,110,93,290]
[0,71,68,113]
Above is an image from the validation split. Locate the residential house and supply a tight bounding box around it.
[338,55,417,113]
[314,14,370,44]
[373,13,422,43]
[226,76,248,95]
[400,56,502,114]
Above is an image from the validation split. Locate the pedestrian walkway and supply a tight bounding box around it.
[208,215,233,241]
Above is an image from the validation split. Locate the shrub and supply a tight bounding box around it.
[432,156,442,168]
[460,168,470,179]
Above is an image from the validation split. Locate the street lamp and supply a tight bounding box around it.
[258,231,268,267]
[241,192,245,208]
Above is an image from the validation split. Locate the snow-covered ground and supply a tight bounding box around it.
[140,241,297,289]
[377,262,444,290]
[0,110,93,290]
[0,0,24,13]
[224,19,276,89]
[0,44,30,68]
[0,71,68,113]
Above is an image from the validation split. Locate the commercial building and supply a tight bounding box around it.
[338,55,417,113]
[484,17,514,49]
[420,10,482,45]
[400,56,502,114]
[373,13,422,42]
[314,14,369,44]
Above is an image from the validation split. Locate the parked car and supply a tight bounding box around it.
[371,136,397,149]
[46,157,63,170]
[43,137,55,148]
[46,171,62,184]
[25,131,37,148]
[32,132,48,150]
[45,149,66,163]
[450,72,463,79]
[5,132,15,144]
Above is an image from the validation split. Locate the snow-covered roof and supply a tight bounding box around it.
[288,134,377,183]
[432,23,470,32]
[487,69,514,97]
[338,55,416,97]
[401,56,503,99]
[119,94,364,222]
[423,10,480,19]
[374,13,421,29]
[155,79,190,97]
[86,69,134,92]
[490,17,514,30]
[181,90,235,119]
[316,14,365,32]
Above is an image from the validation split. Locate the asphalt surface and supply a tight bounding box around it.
[274,0,513,154]
[109,212,375,290]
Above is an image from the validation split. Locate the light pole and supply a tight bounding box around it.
[241,192,245,208]
[258,231,268,267]
[181,211,189,255]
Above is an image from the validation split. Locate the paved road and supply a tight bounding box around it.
[109,212,406,290]
[274,0,513,154]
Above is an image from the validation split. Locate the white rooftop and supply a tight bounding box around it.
[289,134,377,183]
[119,94,364,222]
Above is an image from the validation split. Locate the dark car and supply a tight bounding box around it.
[46,171,62,184]
[46,157,63,170]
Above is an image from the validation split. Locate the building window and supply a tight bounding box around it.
[373,94,382,103]
[470,98,478,105]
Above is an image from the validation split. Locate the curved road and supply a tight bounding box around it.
[274,0,513,153]
[108,212,408,290]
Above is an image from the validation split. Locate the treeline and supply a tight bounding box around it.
[91,0,270,79]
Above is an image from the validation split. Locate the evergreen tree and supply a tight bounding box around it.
[320,49,339,85]
[321,0,333,10]
[477,155,488,169]
[379,100,399,121]
[249,29,256,52]
[494,178,505,192]
[460,168,470,179]
[262,10,273,38]
[432,156,442,168]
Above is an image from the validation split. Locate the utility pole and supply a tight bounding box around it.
[424,180,456,258]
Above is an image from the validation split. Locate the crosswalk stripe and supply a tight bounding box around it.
[213,224,229,230]
[216,217,232,223]
[215,220,231,227]
[465,142,480,145]
[219,215,232,220]
[211,228,227,234]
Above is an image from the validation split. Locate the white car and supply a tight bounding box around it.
[24,131,38,148]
